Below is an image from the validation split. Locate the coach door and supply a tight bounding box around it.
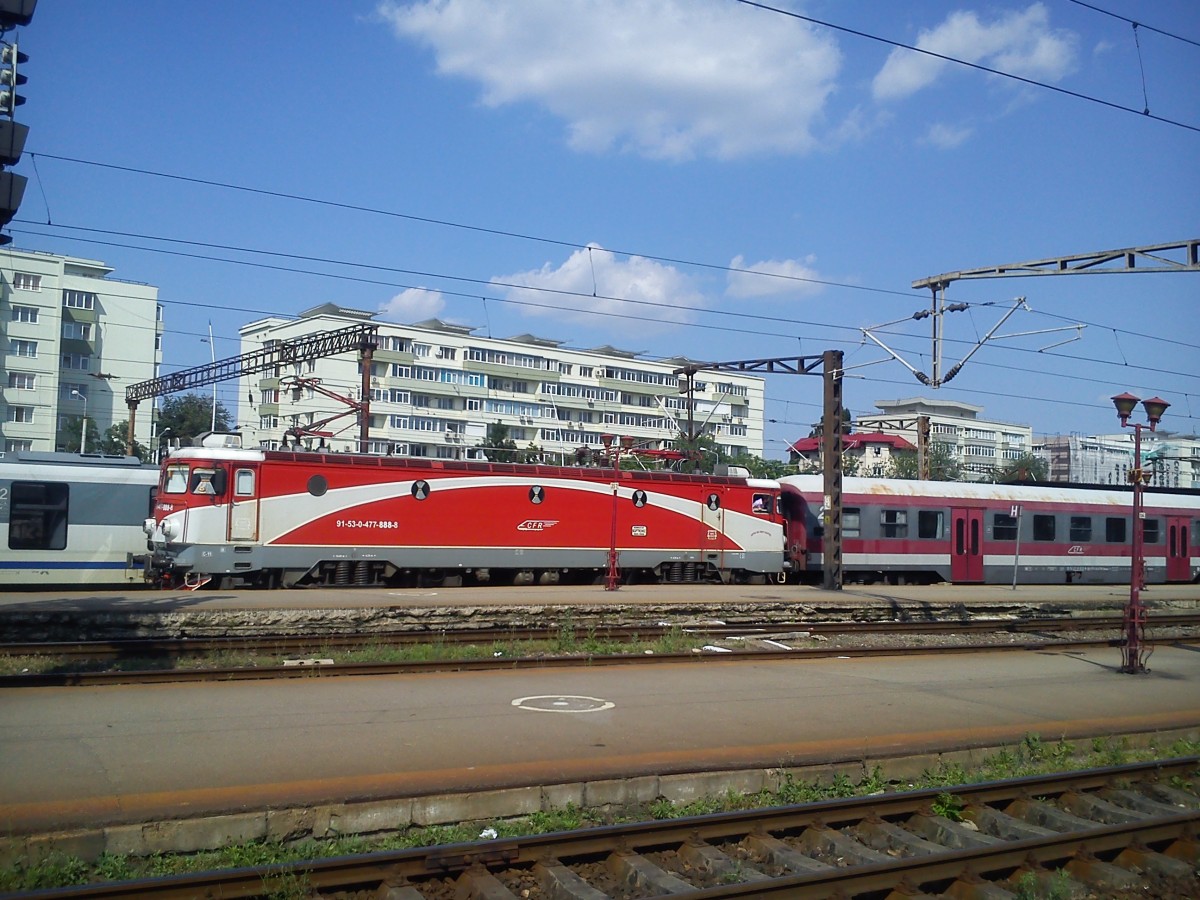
[951,507,984,583]
[1166,516,1191,582]
[701,490,725,570]
[227,467,259,542]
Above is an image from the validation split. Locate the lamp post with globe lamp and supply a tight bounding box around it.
[600,433,635,591]
[70,389,88,453]
[1111,391,1169,674]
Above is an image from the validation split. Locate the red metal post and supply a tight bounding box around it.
[1121,421,1146,673]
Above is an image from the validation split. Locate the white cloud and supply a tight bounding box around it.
[493,244,705,332]
[377,0,842,160]
[921,121,973,149]
[379,287,445,321]
[872,4,1078,102]
[726,254,825,299]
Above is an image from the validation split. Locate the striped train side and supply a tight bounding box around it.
[0,451,160,589]
[779,474,1199,585]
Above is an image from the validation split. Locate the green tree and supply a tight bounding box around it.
[98,422,150,462]
[886,442,963,481]
[994,452,1048,483]
[672,430,724,474]
[479,420,519,462]
[156,393,232,447]
[806,409,853,438]
[796,451,861,477]
[726,451,794,479]
[59,416,101,454]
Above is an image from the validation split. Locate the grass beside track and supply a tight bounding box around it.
[0,623,702,676]
[4,734,1198,894]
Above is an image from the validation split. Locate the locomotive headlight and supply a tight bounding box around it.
[142,518,156,537]
[161,518,180,540]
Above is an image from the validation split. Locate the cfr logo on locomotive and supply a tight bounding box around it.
[517,520,560,532]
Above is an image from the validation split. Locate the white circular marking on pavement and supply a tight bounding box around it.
[511,695,615,713]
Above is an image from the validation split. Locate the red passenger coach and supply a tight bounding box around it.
[780,475,1199,586]
[144,437,786,589]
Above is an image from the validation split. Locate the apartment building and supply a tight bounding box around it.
[1,249,162,453]
[1036,432,1199,489]
[238,304,766,461]
[867,397,1034,480]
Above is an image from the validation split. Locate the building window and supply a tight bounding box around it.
[62,322,92,340]
[60,353,90,371]
[1032,514,1056,542]
[8,372,35,389]
[7,405,34,423]
[12,272,41,291]
[5,439,32,452]
[10,338,37,357]
[1069,516,1092,542]
[10,304,38,323]
[259,416,279,429]
[62,290,96,310]
[1106,517,1127,543]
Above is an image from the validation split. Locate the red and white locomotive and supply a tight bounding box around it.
[780,475,1198,585]
[143,434,786,589]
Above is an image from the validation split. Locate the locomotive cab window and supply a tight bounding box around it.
[164,464,189,494]
[188,468,227,496]
[8,481,69,551]
[234,469,255,497]
[751,493,772,514]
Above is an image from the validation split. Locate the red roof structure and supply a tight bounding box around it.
[788,431,915,455]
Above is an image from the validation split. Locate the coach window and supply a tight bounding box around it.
[917,510,943,539]
[993,513,1017,541]
[234,469,255,497]
[1106,517,1127,543]
[1032,514,1056,542]
[163,464,189,494]
[1143,518,1161,544]
[8,481,69,551]
[1069,516,1092,542]
[880,509,907,538]
[843,507,860,539]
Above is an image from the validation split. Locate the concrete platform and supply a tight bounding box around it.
[2,643,1198,861]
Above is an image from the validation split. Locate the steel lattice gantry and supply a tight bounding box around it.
[674,352,845,590]
[124,323,379,452]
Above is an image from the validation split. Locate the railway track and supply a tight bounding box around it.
[20,758,1199,899]
[4,612,1198,661]
[2,616,1197,686]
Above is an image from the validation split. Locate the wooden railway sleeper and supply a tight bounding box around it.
[795,823,894,865]
[1100,786,1196,817]
[943,867,1015,900]
[1003,796,1100,832]
[455,862,519,900]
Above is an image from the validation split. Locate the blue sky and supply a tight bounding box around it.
[10,1,1199,459]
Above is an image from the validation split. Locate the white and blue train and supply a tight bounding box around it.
[0,451,160,589]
